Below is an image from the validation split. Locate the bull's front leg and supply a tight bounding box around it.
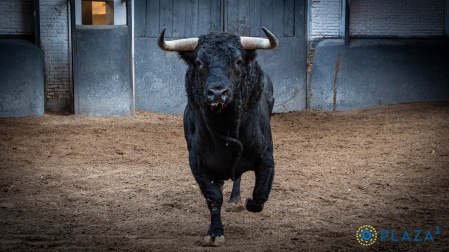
[246,151,275,213]
[203,180,225,246]
[189,152,225,246]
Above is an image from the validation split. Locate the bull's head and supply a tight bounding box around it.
[158,28,278,114]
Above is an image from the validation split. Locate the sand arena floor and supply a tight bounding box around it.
[0,102,448,251]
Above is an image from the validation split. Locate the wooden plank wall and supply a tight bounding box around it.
[133,0,307,113]
[135,0,304,38]
[135,0,221,38]
[227,0,305,38]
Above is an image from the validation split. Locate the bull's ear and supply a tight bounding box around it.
[245,50,257,63]
[178,51,195,65]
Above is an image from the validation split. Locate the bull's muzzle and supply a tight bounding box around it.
[208,87,230,104]
[207,87,232,113]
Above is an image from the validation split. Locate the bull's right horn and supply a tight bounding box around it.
[158,28,199,51]
[240,27,278,50]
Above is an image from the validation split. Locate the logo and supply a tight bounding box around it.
[356,225,377,246]
[380,226,440,242]
[356,225,441,247]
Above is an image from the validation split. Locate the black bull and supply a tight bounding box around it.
[158,28,278,246]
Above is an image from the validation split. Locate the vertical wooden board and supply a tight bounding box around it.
[210,0,222,32]
[82,1,92,25]
[146,0,159,37]
[185,0,198,37]
[261,0,273,32]
[226,0,238,33]
[237,0,250,35]
[198,0,211,35]
[173,0,186,37]
[272,0,284,38]
[134,0,146,37]
[249,0,262,36]
[284,0,294,37]
[294,0,305,38]
[160,0,173,37]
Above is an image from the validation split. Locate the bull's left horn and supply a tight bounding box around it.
[240,27,278,50]
[158,28,199,51]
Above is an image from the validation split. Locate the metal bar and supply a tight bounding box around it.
[306,0,312,109]
[333,53,341,112]
[128,0,135,115]
[444,0,449,38]
[68,0,74,113]
[343,0,350,45]
[33,0,41,47]
[70,0,78,114]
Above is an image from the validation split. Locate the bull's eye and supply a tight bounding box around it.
[235,59,243,66]
[195,59,202,68]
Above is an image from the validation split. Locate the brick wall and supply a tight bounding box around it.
[350,0,446,38]
[39,0,71,112]
[0,0,33,35]
[310,0,446,40]
[309,0,342,40]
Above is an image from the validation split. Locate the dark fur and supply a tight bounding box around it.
[179,32,275,242]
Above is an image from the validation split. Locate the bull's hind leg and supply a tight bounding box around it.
[225,177,244,212]
[189,153,225,246]
[246,151,275,213]
[228,176,241,205]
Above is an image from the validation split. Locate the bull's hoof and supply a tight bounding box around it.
[228,194,241,205]
[225,196,244,212]
[203,235,225,246]
[245,197,264,213]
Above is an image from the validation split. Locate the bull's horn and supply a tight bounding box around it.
[240,27,278,50]
[157,28,199,51]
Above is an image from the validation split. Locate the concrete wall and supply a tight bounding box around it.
[135,37,306,114]
[0,0,33,35]
[0,40,44,117]
[73,26,133,116]
[113,0,127,25]
[1,0,447,115]
[39,0,71,112]
[309,39,449,111]
[308,0,449,112]
[134,40,188,114]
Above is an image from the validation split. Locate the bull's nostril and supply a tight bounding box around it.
[208,87,230,103]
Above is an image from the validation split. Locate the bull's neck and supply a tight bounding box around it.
[202,106,243,181]
[203,107,241,141]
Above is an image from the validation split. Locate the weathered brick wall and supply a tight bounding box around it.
[309,0,342,40]
[350,0,446,38]
[0,0,33,35]
[310,0,446,40]
[39,0,71,112]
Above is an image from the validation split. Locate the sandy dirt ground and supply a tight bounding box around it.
[0,102,448,251]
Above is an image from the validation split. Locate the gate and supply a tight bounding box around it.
[134,0,306,113]
[70,0,134,116]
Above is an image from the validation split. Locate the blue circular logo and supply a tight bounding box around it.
[357,225,377,246]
